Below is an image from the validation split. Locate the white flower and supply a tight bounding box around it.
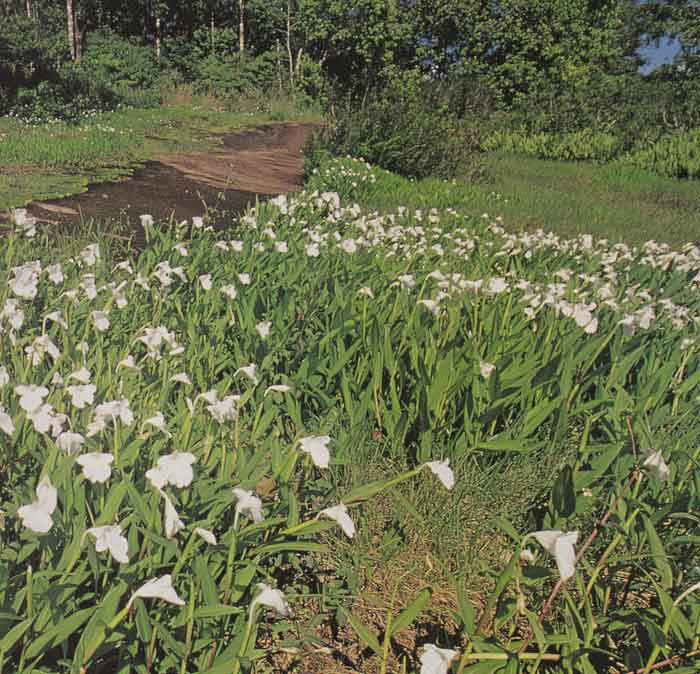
[299,436,331,468]
[47,263,64,284]
[85,524,129,564]
[144,411,170,437]
[44,311,67,329]
[256,321,271,339]
[128,575,185,608]
[139,214,154,230]
[17,475,57,534]
[319,504,355,538]
[237,273,251,285]
[91,310,110,332]
[194,527,217,545]
[221,284,238,300]
[15,385,49,413]
[306,243,320,257]
[145,452,196,489]
[87,399,134,436]
[25,335,60,367]
[419,644,459,674]
[424,460,455,490]
[76,452,114,484]
[80,244,100,266]
[275,241,288,253]
[251,583,292,617]
[235,364,259,385]
[207,395,239,423]
[28,404,65,436]
[173,243,189,256]
[643,449,669,482]
[118,355,141,371]
[0,406,14,436]
[520,549,536,563]
[170,373,192,385]
[56,431,85,454]
[418,298,440,315]
[192,216,204,229]
[199,274,213,290]
[532,530,579,581]
[0,366,9,387]
[233,487,264,523]
[480,361,496,379]
[162,492,185,539]
[68,367,91,384]
[264,384,292,396]
[358,286,374,298]
[67,384,96,409]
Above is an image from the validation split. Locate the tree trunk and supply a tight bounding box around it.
[66,0,76,61]
[155,15,161,60]
[210,12,215,53]
[238,0,245,53]
[286,0,294,88]
[25,0,31,18]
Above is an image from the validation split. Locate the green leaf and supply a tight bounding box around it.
[341,609,382,656]
[643,516,673,589]
[389,588,431,637]
[552,466,575,519]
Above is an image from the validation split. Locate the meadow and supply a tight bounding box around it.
[1,154,700,673]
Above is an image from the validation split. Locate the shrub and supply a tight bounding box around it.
[317,69,484,181]
[624,130,700,180]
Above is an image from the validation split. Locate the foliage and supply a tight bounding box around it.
[485,128,624,163]
[315,70,484,181]
[623,130,700,180]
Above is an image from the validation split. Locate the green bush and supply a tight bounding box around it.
[192,51,278,96]
[485,128,624,162]
[624,130,700,179]
[317,69,484,181]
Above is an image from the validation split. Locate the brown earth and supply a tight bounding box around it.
[11,121,319,230]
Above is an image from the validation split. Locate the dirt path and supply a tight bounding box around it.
[13,122,318,229]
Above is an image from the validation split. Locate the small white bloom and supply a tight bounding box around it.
[128,575,185,608]
[145,452,196,489]
[56,431,85,454]
[643,450,669,482]
[194,527,217,545]
[264,384,292,396]
[76,452,114,484]
[233,487,264,523]
[0,366,8,387]
[419,644,459,674]
[234,364,259,385]
[251,583,292,617]
[17,475,57,534]
[199,274,213,290]
[15,385,49,413]
[221,284,238,300]
[68,367,91,384]
[532,530,579,581]
[91,310,110,332]
[299,436,331,468]
[67,384,96,410]
[118,355,141,371]
[319,504,355,538]
[424,460,455,490]
[480,361,496,379]
[0,406,14,436]
[207,395,239,423]
[162,492,185,539]
[170,372,192,385]
[85,524,129,564]
[144,411,170,437]
[256,321,271,339]
[237,273,251,285]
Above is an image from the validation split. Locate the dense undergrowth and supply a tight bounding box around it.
[1,156,700,672]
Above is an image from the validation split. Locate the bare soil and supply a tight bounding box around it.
[7,122,318,230]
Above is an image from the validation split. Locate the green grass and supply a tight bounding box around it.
[334,152,700,247]
[0,99,321,210]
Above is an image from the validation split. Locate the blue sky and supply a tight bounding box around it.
[639,37,681,72]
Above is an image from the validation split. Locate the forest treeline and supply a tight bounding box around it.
[1,1,700,179]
